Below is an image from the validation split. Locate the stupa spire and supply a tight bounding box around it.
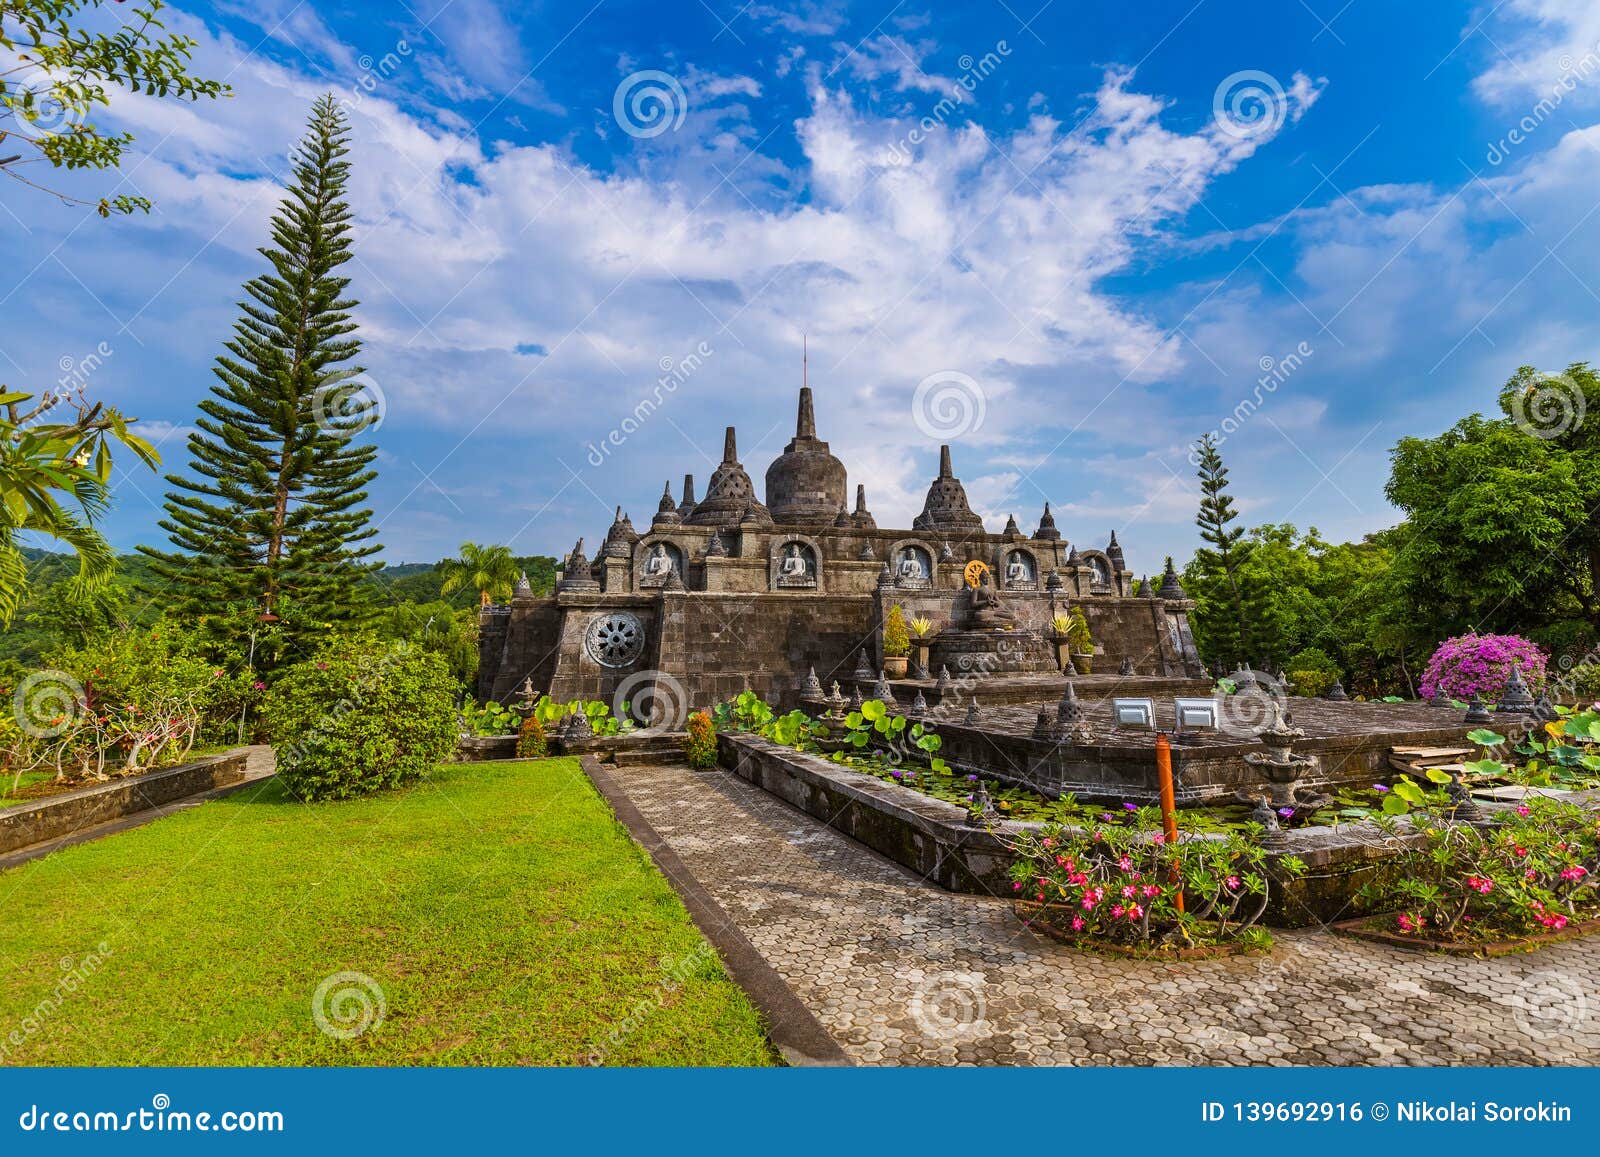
[796,386,816,440]
[939,444,953,479]
[722,426,737,463]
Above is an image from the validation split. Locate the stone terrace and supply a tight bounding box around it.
[611,759,1600,1066]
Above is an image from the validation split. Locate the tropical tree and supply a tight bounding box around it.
[141,95,381,656]
[1,0,230,216]
[1186,434,1266,668]
[0,385,157,624]
[1386,363,1600,639]
[437,542,518,606]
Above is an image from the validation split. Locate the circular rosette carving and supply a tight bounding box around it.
[585,612,646,668]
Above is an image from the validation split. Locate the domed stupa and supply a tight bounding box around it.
[765,380,848,527]
[912,444,985,536]
[686,426,772,528]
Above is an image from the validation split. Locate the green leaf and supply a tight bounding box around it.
[1466,728,1505,746]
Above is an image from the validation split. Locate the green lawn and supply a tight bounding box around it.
[0,758,776,1066]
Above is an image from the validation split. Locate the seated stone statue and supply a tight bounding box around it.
[781,544,809,577]
[898,551,924,581]
[644,543,673,576]
[968,569,1019,629]
[1006,553,1030,585]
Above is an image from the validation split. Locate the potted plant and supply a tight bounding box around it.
[909,615,936,674]
[1066,607,1094,675]
[1049,613,1074,673]
[882,604,911,678]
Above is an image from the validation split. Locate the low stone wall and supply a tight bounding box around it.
[717,732,1462,927]
[0,750,253,856]
[455,735,518,761]
[718,732,1018,893]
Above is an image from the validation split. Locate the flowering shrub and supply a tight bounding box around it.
[1007,812,1295,949]
[684,711,717,769]
[515,714,547,758]
[1419,633,1547,701]
[1361,797,1599,942]
[2,624,256,786]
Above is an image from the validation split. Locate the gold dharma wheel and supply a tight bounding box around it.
[963,560,990,589]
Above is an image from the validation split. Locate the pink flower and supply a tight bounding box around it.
[1142,884,1161,898]
[1466,876,1494,894]
[1561,866,1588,881]
[1070,916,1085,931]
[1117,855,1133,871]
[1516,804,1531,817]
[1225,875,1241,891]
[1121,885,1137,899]
[1111,905,1125,918]
[1151,833,1165,845]
[1126,904,1143,920]
[1013,881,1022,891]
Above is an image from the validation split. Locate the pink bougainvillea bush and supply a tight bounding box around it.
[1419,633,1547,701]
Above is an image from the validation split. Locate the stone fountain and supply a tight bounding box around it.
[1238,702,1330,813]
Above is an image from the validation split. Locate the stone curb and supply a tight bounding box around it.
[579,754,853,1068]
[0,751,277,871]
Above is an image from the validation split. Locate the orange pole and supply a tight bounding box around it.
[1155,733,1184,913]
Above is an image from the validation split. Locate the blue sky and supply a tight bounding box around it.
[4,0,1600,572]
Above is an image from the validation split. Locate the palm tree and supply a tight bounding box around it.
[437,542,519,606]
[1,387,158,625]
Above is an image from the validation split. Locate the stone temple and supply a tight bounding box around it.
[478,387,1206,712]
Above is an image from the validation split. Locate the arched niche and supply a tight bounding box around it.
[886,539,935,589]
[1079,549,1113,593]
[769,536,822,591]
[1002,546,1039,590]
[634,538,685,588]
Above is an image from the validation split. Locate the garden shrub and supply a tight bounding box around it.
[1286,646,1339,698]
[1419,632,1547,701]
[883,604,910,658]
[684,711,717,769]
[1008,814,1295,950]
[515,714,547,758]
[264,640,457,801]
[1361,797,1598,941]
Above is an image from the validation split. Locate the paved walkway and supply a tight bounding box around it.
[611,761,1600,1066]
